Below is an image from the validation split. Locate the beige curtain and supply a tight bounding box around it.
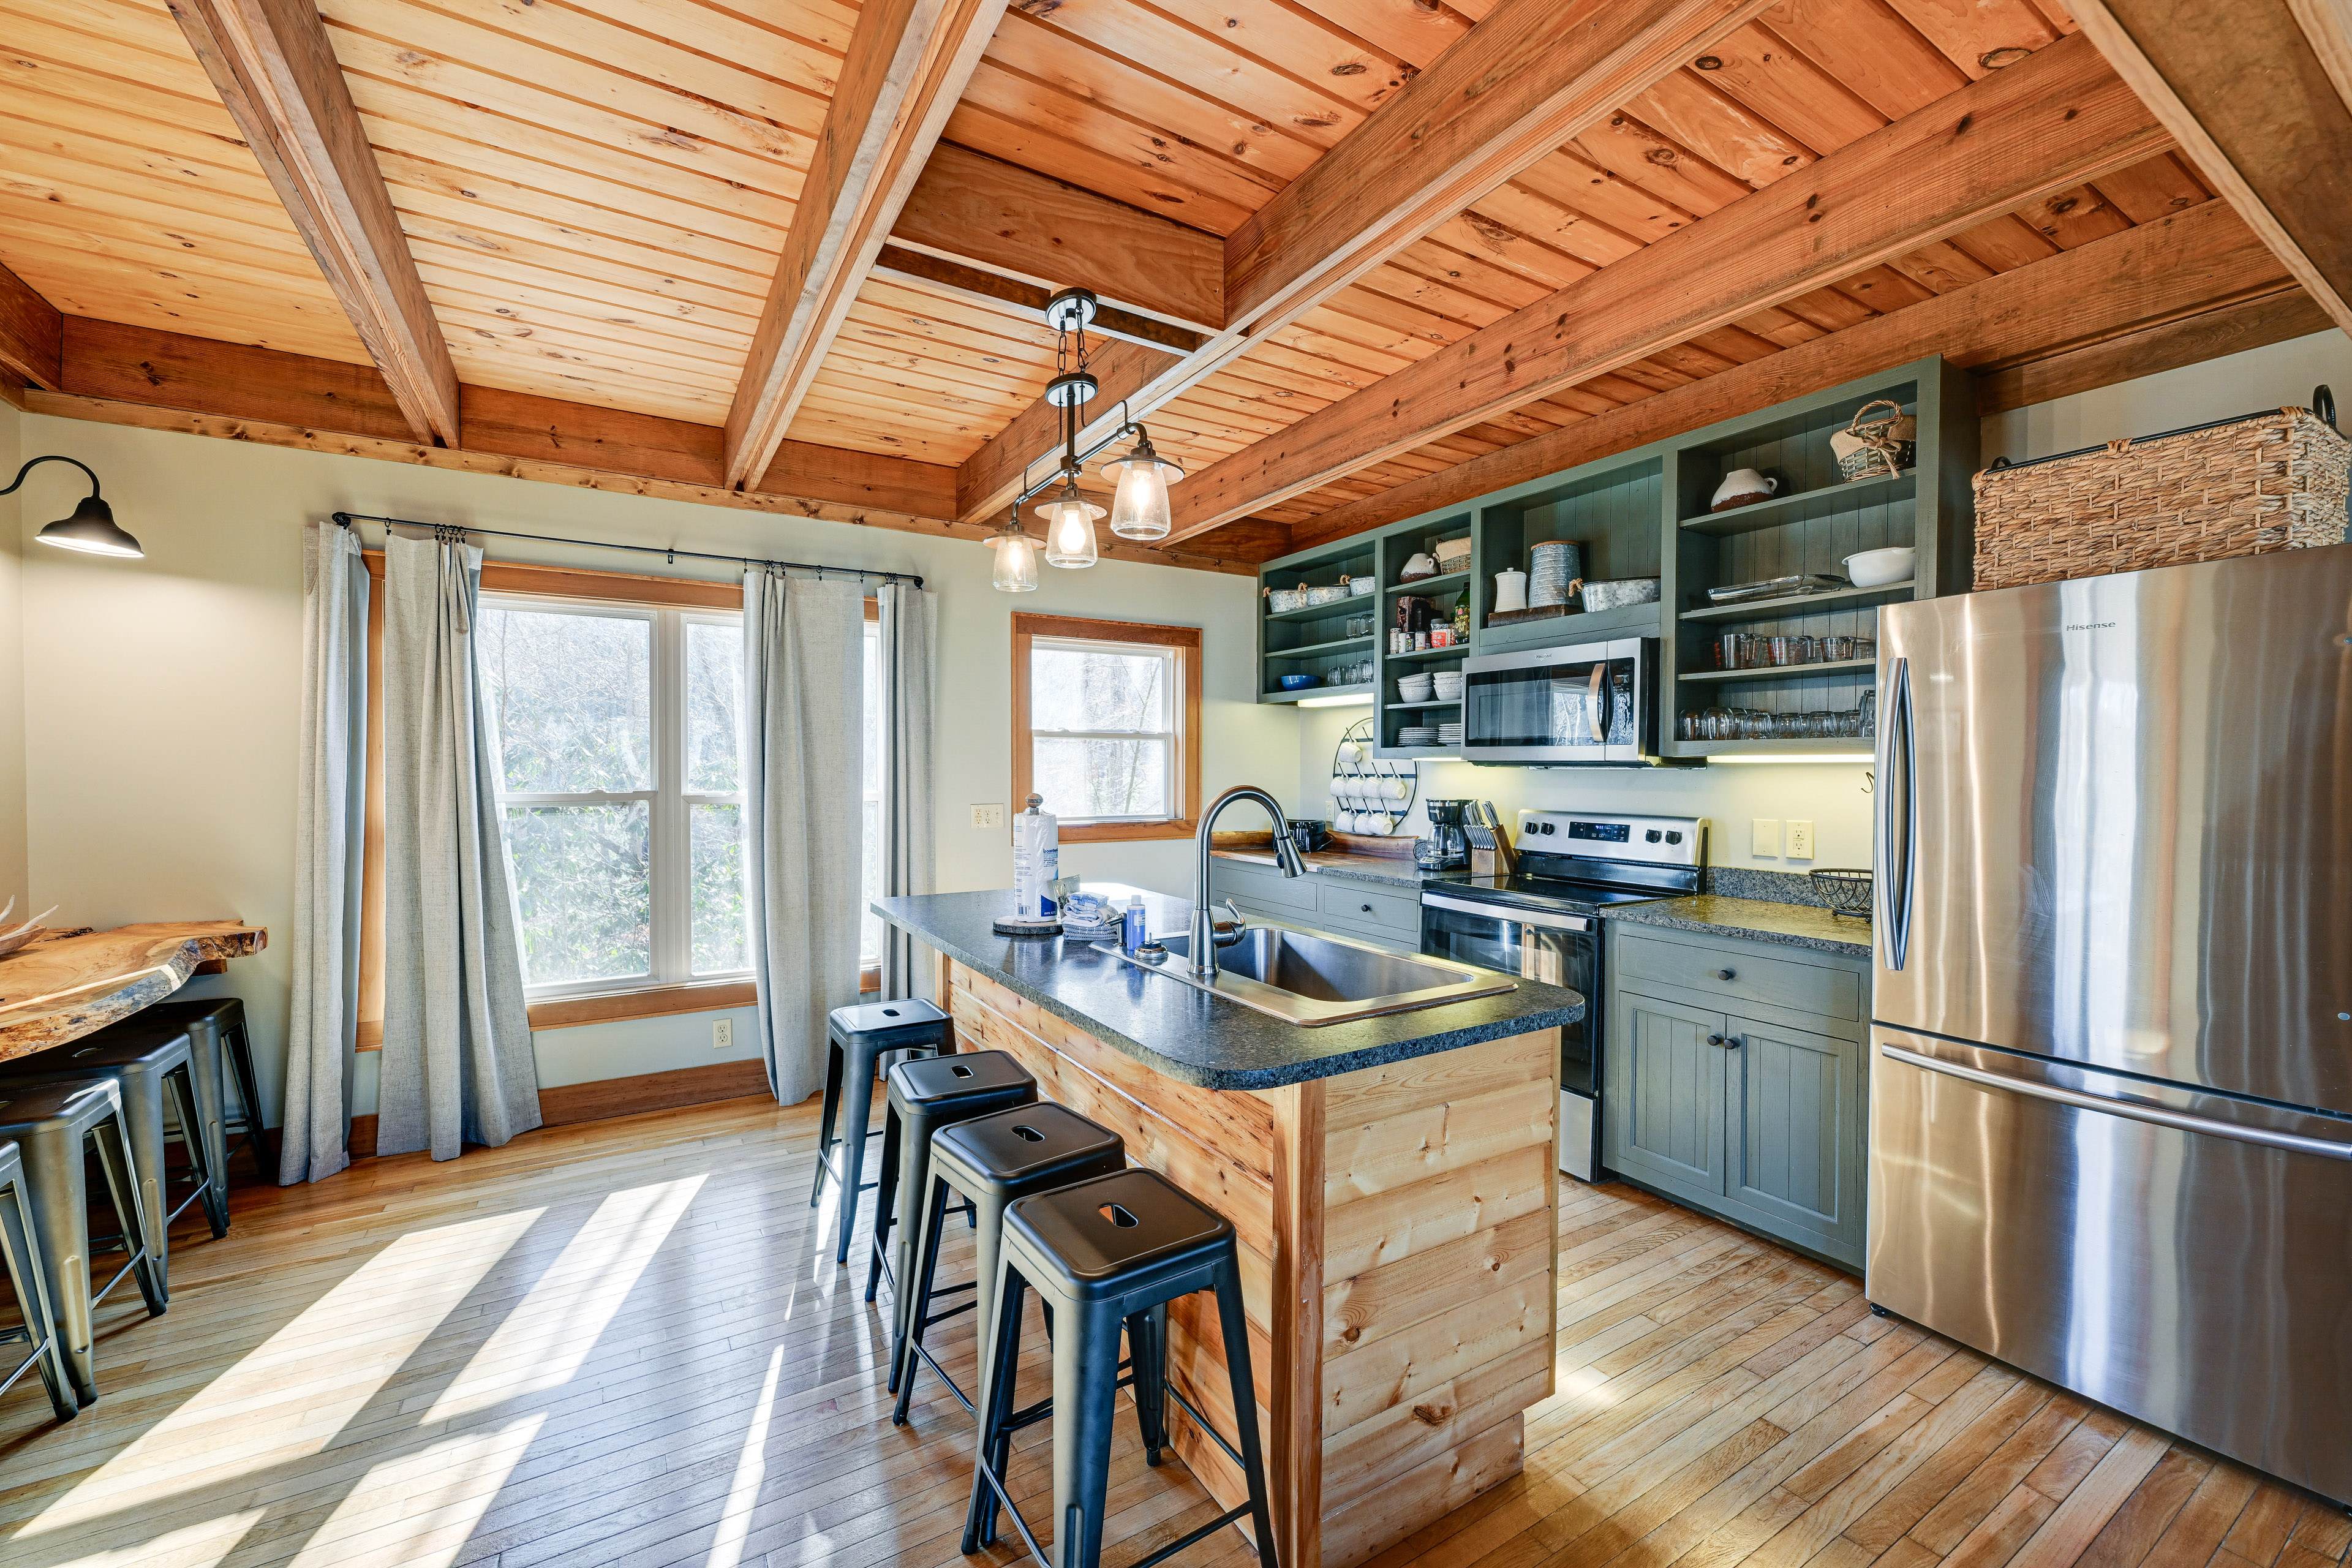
[742,570,865,1104]
[279,521,369,1183]
[376,529,543,1159]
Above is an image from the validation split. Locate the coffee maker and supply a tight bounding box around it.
[1415,799,1472,869]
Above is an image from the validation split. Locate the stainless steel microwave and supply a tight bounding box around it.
[1461,637,1662,764]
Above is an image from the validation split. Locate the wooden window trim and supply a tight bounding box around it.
[354,551,786,1043]
[1010,612,1203,843]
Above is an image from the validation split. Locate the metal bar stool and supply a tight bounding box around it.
[812,999,952,1267]
[893,1102,1128,1427]
[1,1022,229,1271]
[964,1168,1278,1568]
[0,1079,165,1404]
[869,1050,1036,1384]
[130,998,266,1182]
[0,1139,77,1422]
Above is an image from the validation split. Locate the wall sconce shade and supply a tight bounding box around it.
[4,456,143,558]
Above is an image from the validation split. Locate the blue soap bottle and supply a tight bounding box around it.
[1121,894,1147,952]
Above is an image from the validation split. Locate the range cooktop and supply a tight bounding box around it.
[1425,810,1708,915]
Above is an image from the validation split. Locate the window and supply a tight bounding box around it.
[478,597,748,997]
[1011,614,1202,842]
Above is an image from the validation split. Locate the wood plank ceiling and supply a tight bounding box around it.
[0,0,2337,567]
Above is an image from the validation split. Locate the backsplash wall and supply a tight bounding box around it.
[1295,704,1876,873]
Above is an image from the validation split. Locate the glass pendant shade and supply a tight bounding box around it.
[1100,451,1183,539]
[1035,487,1104,568]
[988,527,1041,592]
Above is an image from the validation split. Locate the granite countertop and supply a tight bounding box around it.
[1606,895,1874,959]
[875,888,1583,1091]
[1208,846,1434,889]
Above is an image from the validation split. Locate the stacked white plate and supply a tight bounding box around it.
[1432,671,1465,701]
[1397,726,1440,747]
[1438,722,1464,745]
[1396,671,1435,702]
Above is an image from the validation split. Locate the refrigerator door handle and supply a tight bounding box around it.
[1879,655,1915,970]
[1881,1044,2352,1161]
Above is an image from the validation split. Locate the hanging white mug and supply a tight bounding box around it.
[1493,567,1528,614]
[1336,741,1363,765]
[1360,812,1393,836]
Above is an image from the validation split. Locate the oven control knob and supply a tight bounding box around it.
[1665,831,1683,844]
[1645,829,1662,842]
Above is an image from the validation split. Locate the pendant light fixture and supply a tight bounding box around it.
[990,287,1186,589]
[986,513,1041,592]
[4,456,143,557]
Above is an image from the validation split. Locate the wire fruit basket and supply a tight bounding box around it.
[1809,869,1873,921]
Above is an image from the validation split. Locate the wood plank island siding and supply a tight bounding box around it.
[942,959,1563,1568]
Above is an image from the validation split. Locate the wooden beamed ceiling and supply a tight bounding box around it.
[0,0,2345,571]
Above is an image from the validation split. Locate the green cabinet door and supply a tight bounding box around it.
[1608,993,1728,1195]
[1722,1016,1866,1259]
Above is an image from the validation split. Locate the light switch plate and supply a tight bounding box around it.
[971,803,1005,830]
[1786,819,1815,859]
[712,1018,733,1051]
[1752,818,1781,857]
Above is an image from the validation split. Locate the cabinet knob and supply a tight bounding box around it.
[1706,1034,1726,1047]
[1360,903,1374,913]
[1716,968,1736,981]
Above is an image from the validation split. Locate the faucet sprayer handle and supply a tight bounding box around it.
[1212,899,1249,948]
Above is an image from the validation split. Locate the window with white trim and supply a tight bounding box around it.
[478,597,748,996]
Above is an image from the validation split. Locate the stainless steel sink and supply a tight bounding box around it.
[1097,923,1513,1025]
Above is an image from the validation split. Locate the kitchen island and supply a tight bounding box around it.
[874,888,1584,1568]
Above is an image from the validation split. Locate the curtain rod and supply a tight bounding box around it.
[330,511,924,589]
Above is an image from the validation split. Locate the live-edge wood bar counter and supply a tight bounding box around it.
[874,889,1585,1568]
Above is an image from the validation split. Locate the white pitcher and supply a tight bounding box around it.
[1493,567,1528,614]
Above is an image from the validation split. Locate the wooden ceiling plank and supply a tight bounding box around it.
[1692,21,1889,154]
[0,260,64,391]
[1465,181,1648,271]
[1758,0,1970,118]
[1419,214,1597,293]
[890,143,1224,333]
[2071,0,2352,333]
[394,197,769,310]
[1163,32,2168,540]
[2013,182,2133,250]
[168,0,461,444]
[1287,197,2293,550]
[1625,71,1814,187]
[1144,0,1417,116]
[1569,113,1758,214]
[938,100,1258,236]
[722,0,1012,491]
[2087,151,2212,224]
[411,263,756,358]
[1286,0,1479,65]
[1883,0,2062,78]
[1504,149,1702,246]
[0,234,373,355]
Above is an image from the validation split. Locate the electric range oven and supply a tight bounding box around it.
[1420,812,1706,1181]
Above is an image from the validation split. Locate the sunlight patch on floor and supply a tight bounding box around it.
[423,1172,707,1422]
[704,1343,786,1568]
[283,1415,549,1568]
[10,1206,546,1544]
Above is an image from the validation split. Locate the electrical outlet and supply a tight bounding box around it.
[971,802,1005,830]
[1752,818,1781,858]
[712,1018,733,1052]
[1786,819,1815,859]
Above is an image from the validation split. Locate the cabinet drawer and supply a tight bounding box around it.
[1615,932,1860,1020]
[1208,859,1319,913]
[1319,881,1420,934]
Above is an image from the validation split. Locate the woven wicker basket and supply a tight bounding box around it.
[1973,388,2350,591]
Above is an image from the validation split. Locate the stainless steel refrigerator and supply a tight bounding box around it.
[1868,544,2352,1505]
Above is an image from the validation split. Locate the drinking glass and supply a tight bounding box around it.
[1679,709,1701,741]
[1703,706,1733,739]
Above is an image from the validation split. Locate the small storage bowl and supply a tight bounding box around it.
[1431,671,1466,699]
[1267,587,1305,613]
[1278,673,1318,691]
[1843,546,1917,587]
[1303,583,1349,606]
[1347,576,1376,597]
[1396,673,1436,701]
[1578,576,1661,611]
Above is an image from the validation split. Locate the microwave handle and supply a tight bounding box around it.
[1586,663,1607,742]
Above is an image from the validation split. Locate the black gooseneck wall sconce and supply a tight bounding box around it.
[2,456,143,558]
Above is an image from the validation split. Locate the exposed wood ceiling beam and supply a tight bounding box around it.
[1166,33,2171,543]
[722,0,1011,492]
[953,0,1782,525]
[2071,0,2352,334]
[869,247,1206,354]
[891,144,1222,334]
[39,317,1268,574]
[167,0,461,447]
[0,259,62,396]
[1284,198,2299,552]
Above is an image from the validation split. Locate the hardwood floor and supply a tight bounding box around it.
[0,1096,2342,1568]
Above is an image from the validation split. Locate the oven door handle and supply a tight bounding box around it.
[1422,892,1589,930]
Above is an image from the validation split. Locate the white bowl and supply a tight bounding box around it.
[1844,546,1916,587]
